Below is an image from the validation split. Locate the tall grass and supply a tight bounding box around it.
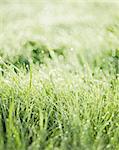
[0,1,119,150]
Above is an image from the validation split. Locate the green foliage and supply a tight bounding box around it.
[53,46,67,58]
[24,40,51,64]
[12,55,30,73]
[0,1,119,150]
[31,47,49,65]
[92,49,119,78]
[0,73,119,150]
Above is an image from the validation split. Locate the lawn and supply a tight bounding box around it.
[0,1,119,150]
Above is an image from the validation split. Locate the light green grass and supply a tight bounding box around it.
[0,1,119,150]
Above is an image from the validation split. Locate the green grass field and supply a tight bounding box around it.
[0,1,119,150]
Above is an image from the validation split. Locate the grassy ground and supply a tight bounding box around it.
[0,1,119,150]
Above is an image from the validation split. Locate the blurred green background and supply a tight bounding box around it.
[0,1,119,65]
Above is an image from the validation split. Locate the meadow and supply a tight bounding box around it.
[0,1,119,150]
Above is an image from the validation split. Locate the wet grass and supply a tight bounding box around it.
[0,1,119,150]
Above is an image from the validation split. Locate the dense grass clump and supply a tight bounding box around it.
[0,1,119,150]
[92,49,119,78]
[0,70,119,150]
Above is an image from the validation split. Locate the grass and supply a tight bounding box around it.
[0,1,119,150]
